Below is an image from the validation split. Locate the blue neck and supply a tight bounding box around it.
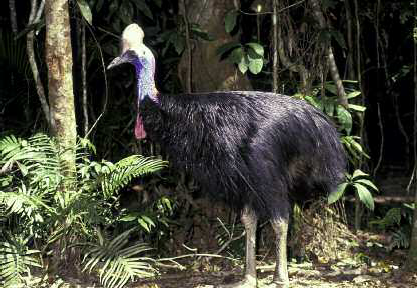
[132,58,158,105]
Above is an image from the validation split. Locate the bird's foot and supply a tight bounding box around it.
[216,275,257,288]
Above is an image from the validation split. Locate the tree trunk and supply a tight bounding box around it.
[45,0,77,188]
[178,0,252,92]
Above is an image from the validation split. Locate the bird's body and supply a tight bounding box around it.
[140,91,344,216]
[108,23,346,288]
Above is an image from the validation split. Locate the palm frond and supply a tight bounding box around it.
[0,183,53,224]
[0,133,61,196]
[0,235,41,287]
[82,228,157,288]
[100,155,167,198]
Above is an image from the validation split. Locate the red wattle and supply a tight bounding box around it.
[135,114,147,139]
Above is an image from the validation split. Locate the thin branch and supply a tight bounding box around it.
[81,21,89,136]
[35,0,45,22]
[373,103,384,177]
[27,0,52,129]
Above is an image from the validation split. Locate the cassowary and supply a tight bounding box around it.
[108,24,345,288]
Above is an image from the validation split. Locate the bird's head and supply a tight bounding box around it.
[107,23,156,84]
[107,23,158,140]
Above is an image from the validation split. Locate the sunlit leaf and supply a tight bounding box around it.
[352,169,369,180]
[347,90,361,99]
[77,0,93,25]
[356,179,378,192]
[238,60,248,74]
[246,42,264,57]
[248,58,263,74]
[348,104,366,112]
[328,182,348,204]
[354,183,374,210]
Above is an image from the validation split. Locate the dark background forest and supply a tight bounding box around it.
[1,0,417,287]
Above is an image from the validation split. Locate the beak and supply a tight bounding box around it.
[107,56,125,70]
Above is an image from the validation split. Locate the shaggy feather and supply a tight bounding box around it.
[140,91,345,216]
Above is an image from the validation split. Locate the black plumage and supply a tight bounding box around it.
[140,91,344,215]
[108,24,346,288]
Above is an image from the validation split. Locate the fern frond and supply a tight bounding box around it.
[0,133,61,197]
[370,207,402,230]
[0,236,41,287]
[100,155,167,198]
[82,228,157,288]
[388,228,410,251]
[0,184,52,220]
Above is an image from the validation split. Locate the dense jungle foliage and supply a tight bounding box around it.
[1,0,417,287]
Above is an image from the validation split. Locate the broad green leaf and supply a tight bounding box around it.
[248,58,263,74]
[347,90,361,99]
[356,179,378,192]
[354,183,374,210]
[348,104,366,112]
[225,10,237,33]
[120,215,137,222]
[238,61,248,74]
[328,182,348,204]
[246,42,264,57]
[350,140,370,158]
[77,0,92,25]
[352,169,369,180]
[336,105,352,135]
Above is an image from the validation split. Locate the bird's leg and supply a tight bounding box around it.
[267,209,290,288]
[241,205,258,287]
[218,205,257,288]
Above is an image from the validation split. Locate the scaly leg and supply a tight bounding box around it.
[219,205,257,288]
[266,207,290,288]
